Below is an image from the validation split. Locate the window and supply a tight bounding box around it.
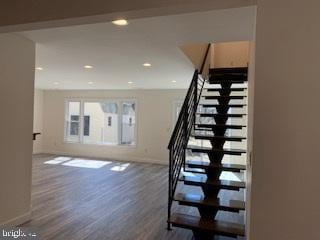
[65,100,136,145]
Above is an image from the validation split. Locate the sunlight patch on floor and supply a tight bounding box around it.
[43,156,132,171]
[110,163,130,172]
[44,157,72,165]
[62,159,112,169]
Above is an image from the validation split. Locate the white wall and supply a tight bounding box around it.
[0,34,35,225]
[180,43,210,70]
[213,41,249,68]
[249,1,320,239]
[246,41,255,237]
[33,89,44,153]
[42,89,186,164]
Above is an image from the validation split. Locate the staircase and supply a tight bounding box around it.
[167,52,248,239]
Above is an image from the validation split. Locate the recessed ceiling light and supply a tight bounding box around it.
[128,81,133,84]
[143,63,151,67]
[172,80,177,83]
[53,82,59,85]
[84,65,93,69]
[88,82,94,85]
[36,67,43,70]
[112,19,129,26]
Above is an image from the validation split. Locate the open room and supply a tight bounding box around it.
[1,1,320,240]
[27,7,255,239]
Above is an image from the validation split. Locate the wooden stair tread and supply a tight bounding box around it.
[192,134,246,141]
[180,175,246,189]
[187,145,246,155]
[197,113,247,117]
[205,87,247,91]
[186,160,246,172]
[195,123,246,129]
[174,193,245,211]
[199,104,247,108]
[170,213,245,237]
[202,95,247,99]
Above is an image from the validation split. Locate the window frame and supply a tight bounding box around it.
[64,98,137,146]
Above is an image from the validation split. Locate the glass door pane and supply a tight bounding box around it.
[121,102,136,145]
[101,102,119,145]
[66,101,81,142]
[83,102,119,145]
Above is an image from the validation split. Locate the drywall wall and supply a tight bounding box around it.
[0,34,35,225]
[180,43,210,70]
[41,89,187,164]
[0,0,256,32]
[33,89,44,153]
[213,41,249,68]
[249,1,320,239]
[181,41,250,75]
[246,41,255,237]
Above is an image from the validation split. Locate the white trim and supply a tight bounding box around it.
[0,211,32,227]
[43,151,168,166]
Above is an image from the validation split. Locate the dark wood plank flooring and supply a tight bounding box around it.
[22,154,244,240]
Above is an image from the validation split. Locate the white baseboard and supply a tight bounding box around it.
[43,150,169,165]
[0,211,32,227]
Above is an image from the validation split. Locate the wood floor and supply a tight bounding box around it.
[23,154,244,240]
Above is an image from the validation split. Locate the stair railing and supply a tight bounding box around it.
[167,44,211,229]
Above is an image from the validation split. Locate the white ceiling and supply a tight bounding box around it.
[21,6,256,90]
